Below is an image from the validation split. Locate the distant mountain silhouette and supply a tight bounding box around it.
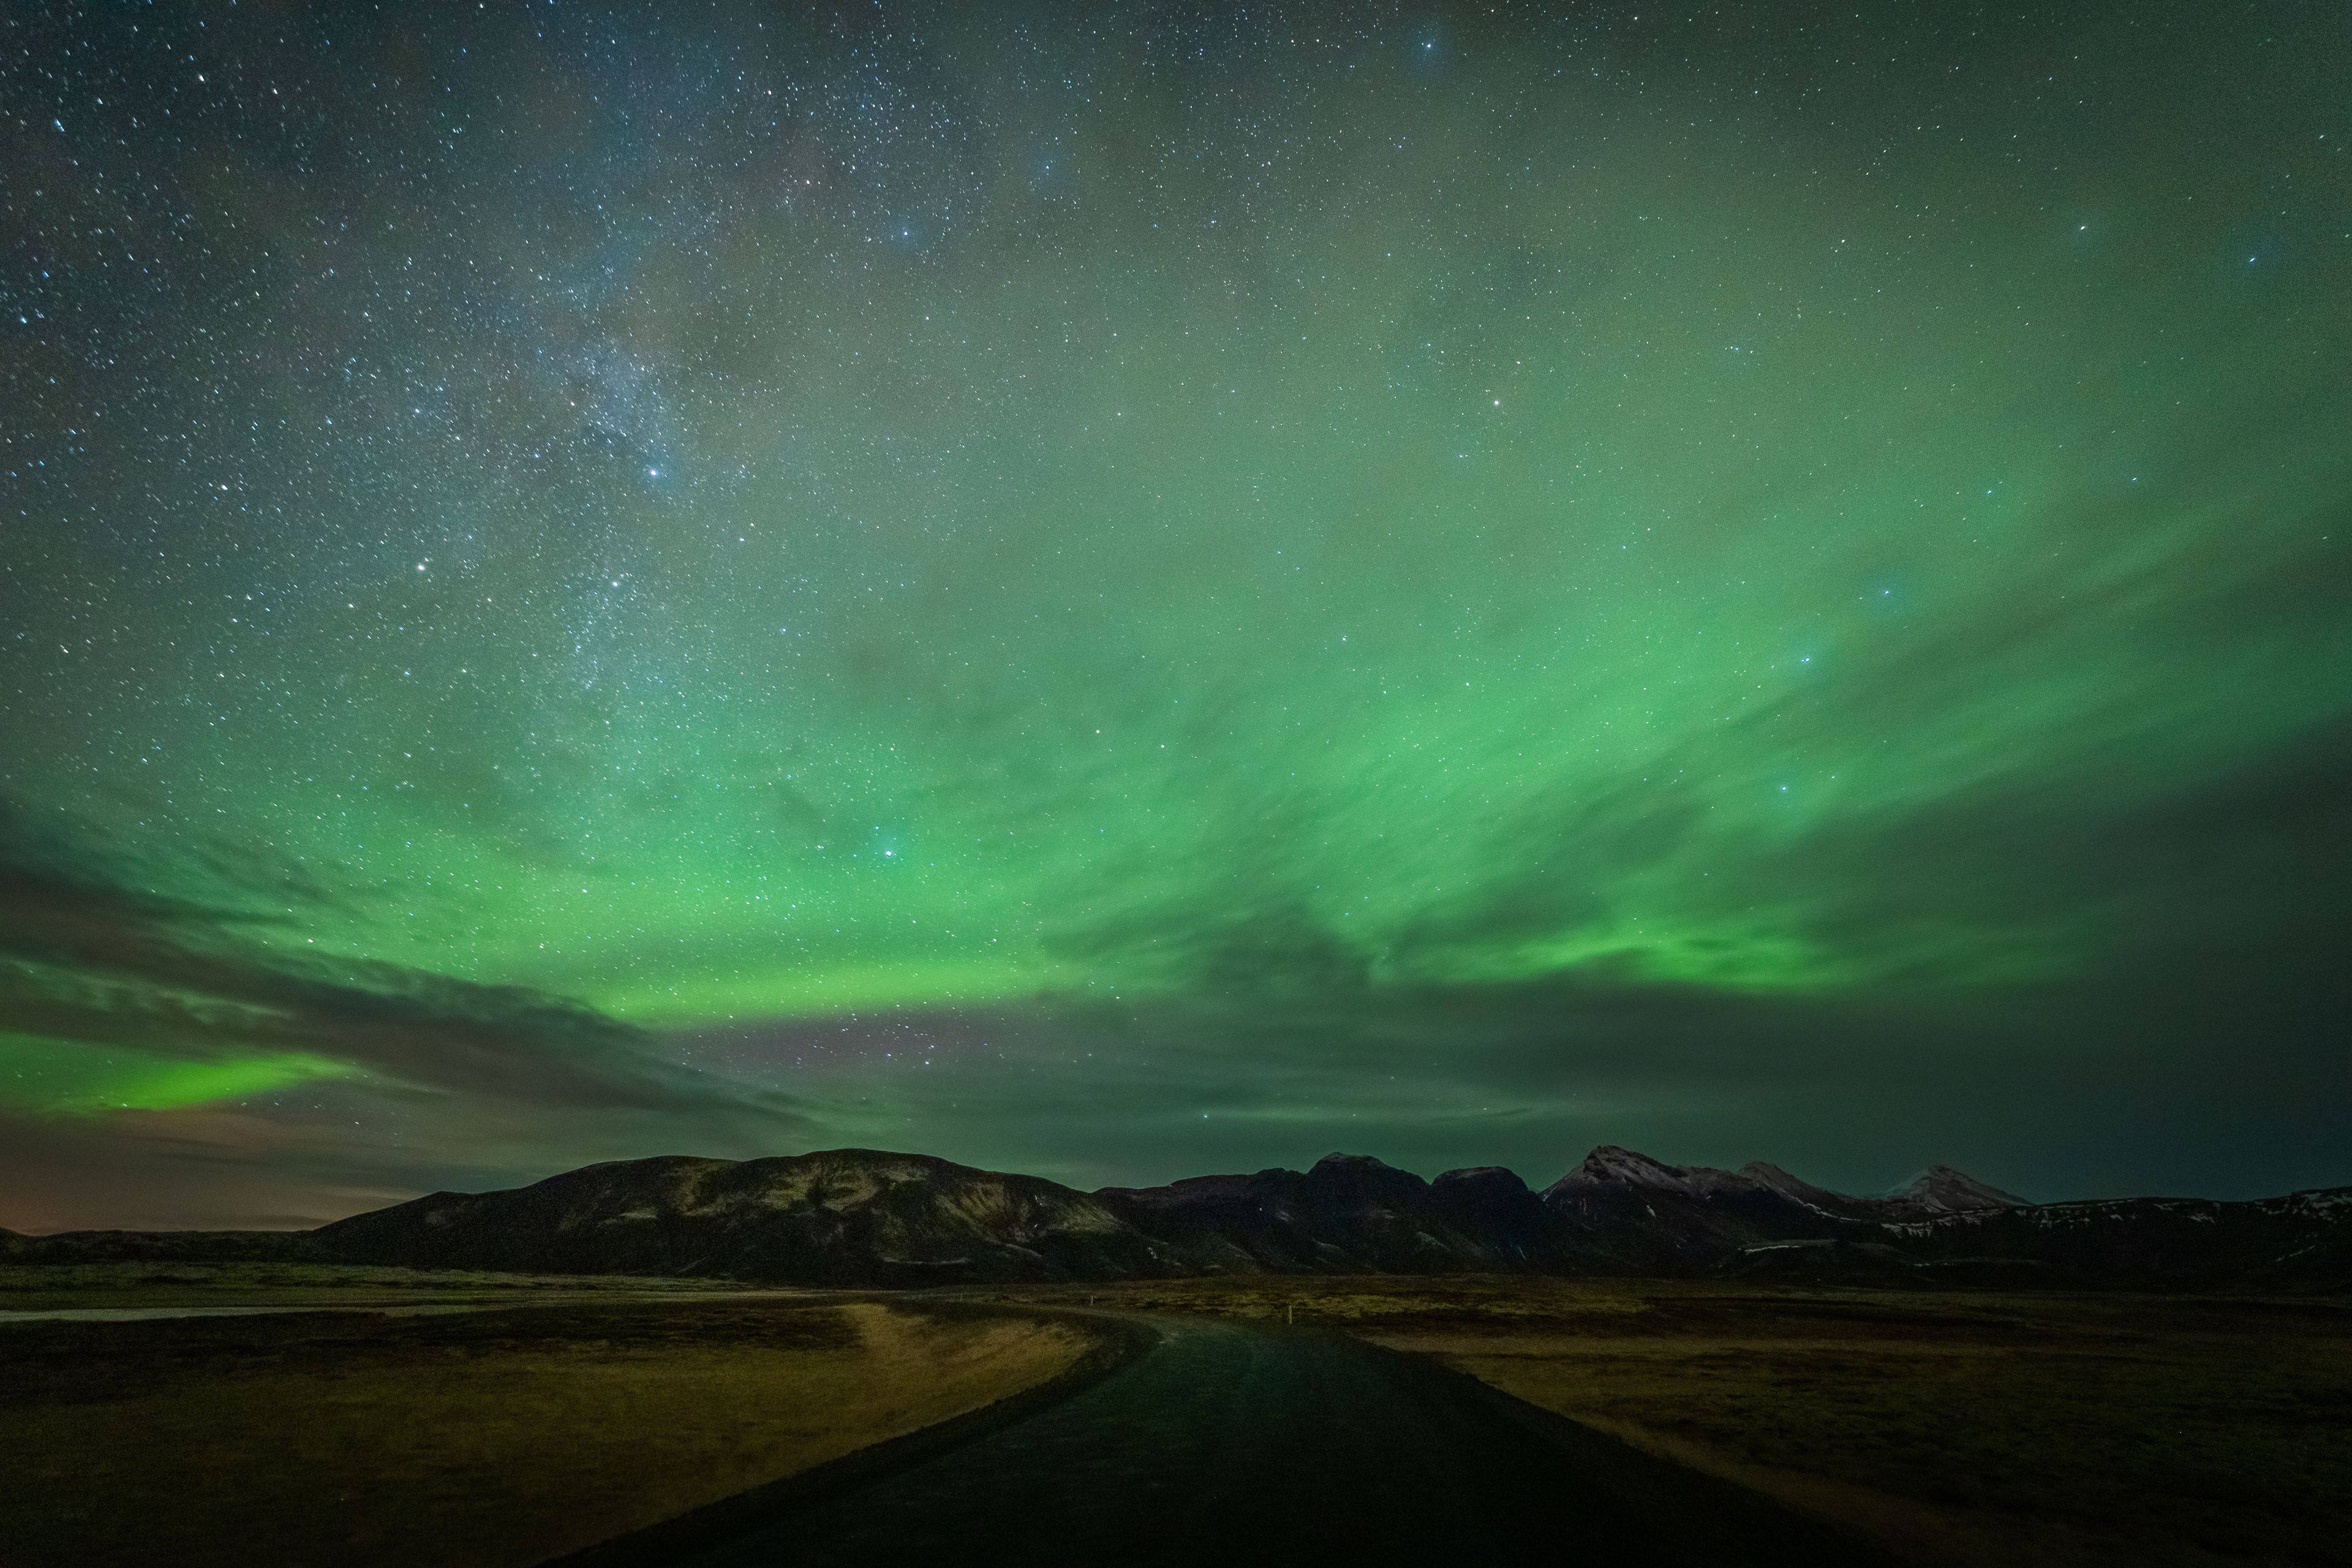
[8,1147,2348,1287]
[311,1149,1164,1286]
[1884,1165,2028,1213]
[1095,1152,1556,1274]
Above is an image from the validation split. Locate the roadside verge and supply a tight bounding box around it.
[543,1303,1159,1568]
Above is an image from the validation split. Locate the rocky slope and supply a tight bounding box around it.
[8,1146,2347,1287]
[1860,1186,2352,1286]
[310,1148,1167,1286]
[1095,1153,1556,1273]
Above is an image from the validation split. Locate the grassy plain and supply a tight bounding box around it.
[0,1259,762,1309]
[998,1275,2352,1568]
[10,1268,2346,1567]
[0,1271,1095,1568]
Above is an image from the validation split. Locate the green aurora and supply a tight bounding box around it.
[3,3,2348,1226]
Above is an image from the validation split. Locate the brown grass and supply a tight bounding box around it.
[13,1269,2346,1568]
[993,1275,2352,1568]
[0,1260,768,1308]
[0,1295,1092,1568]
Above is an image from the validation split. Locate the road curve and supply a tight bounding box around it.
[576,1310,1890,1568]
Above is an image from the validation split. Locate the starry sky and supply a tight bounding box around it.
[4,2,2348,1230]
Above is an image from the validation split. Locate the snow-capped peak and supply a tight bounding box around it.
[1887,1165,2026,1212]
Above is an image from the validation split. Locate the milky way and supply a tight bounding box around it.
[4,3,2348,1227]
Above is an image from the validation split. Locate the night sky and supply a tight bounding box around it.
[4,2,2348,1230]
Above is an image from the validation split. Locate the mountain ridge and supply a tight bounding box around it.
[7,1147,2348,1288]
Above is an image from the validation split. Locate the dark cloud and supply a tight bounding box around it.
[0,802,813,1156]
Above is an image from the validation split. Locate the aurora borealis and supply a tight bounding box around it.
[4,3,2348,1229]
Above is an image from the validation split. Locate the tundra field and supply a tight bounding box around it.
[0,1268,1093,1568]
[1000,1276,2352,1568]
[1,1266,2346,1568]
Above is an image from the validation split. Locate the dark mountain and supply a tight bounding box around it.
[1883,1166,2028,1213]
[1536,1145,1888,1270]
[309,1148,1168,1286]
[1095,1153,1555,1273]
[1872,1188,2352,1287]
[7,1147,2348,1288]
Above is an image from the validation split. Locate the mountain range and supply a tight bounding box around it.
[6,1146,2347,1288]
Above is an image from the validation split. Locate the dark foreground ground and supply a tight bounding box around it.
[599,1311,1878,1568]
[0,1275,1090,1568]
[1006,1277,2352,1568]
[2,1267,2346,1567]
